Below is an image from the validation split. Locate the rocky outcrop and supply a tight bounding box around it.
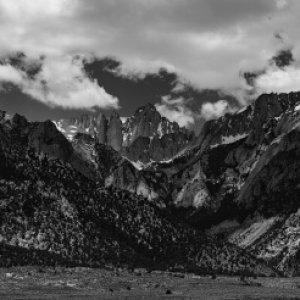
[229,209,300,276]
[28,120,73,161]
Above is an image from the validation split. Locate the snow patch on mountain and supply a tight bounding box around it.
[210,133,249,148]
[53,120,79,141]
[120,117,128,123]
[236,106,248,114]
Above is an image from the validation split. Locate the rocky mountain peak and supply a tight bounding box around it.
[119,102,195,162]
[122,102,186,147]
[53,103,194,162]
[197,91,300,150]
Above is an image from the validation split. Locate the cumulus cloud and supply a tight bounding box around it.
[0,64,24,87]
[1,0,300,120]
[240,47,300,95]
[201,100,237,121]
[156,96,196,128]
[255,66,300,94]
[0,55,119,110]
[0,0,298,90]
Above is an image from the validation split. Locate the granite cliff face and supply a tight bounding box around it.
[122,103,190,144]
[54,104,194,163]
[60,111,123,152]
[121,104,194,162]
[146,92,300,276]
[69,132,169,204]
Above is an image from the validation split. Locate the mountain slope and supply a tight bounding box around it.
[69,132,169,202]
[148,92,300,276]
[0,109,275,276]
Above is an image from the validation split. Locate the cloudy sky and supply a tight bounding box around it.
[0,0,300,128]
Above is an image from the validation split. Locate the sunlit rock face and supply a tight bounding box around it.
[122,103,183,145]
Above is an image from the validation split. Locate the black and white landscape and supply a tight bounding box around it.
[0,0,300,299]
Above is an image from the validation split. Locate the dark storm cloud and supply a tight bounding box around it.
[271,49,294,68]
[79,0,276,33]
[0,0,291,89]
[83,57,239,126]
[70,0,283,90]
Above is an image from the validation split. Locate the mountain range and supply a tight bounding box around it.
[53,102,194,164]
[0,91,299,277]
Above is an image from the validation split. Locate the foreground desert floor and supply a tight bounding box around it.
[0,267,299,300]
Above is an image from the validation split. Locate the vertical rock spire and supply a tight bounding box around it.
[95,112,108,144]
[107,112,123,151]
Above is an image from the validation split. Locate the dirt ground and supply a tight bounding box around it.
[0,267,299,300]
